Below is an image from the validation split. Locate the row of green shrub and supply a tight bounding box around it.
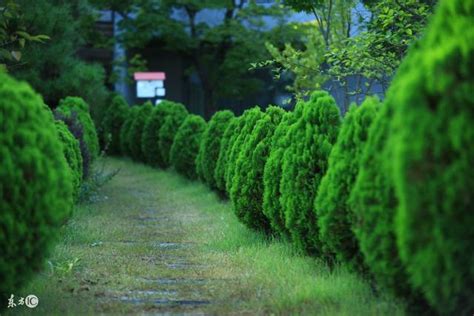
[0,74,100,303]
[106,1,473,314]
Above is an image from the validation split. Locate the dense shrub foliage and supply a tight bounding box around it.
[101,95,130,155]
[280,91,341,255]
[157,104,189,168]
[315,97,379,270]
[389,1,474,314]
[56,97,100,160]
[55,120,83,201]
[225,107,265,194]
[231,106,285,232]
[214,117,239,194]
[129,102,153,162]
[262,112,296,237]
[196,110,235,189]
[0,73,73,301]
[170,115,207,179]
[120,107,139,157]
[142,101,187,167]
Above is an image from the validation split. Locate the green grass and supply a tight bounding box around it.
[8,157,405,315]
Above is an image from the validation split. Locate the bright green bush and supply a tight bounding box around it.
[0,73,73,301]
[55,120,83,201]
[280,91,341,255]
[157,105,189,168]
[390,1,474,314]
[195,110,235,189]
[170,115,207,179]
[142,101,187,167]
[56,97,100,160]
[129,102,153,162]
[225,107,265,194]
[120,107,139,157]
[315,97,379,270]
[231,106,285,232]
[101,95,130,155]
[214,117,239,194]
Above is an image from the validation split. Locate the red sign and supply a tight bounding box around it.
[134,72,166,81]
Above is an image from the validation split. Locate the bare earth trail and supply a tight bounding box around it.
[12,157,404,315]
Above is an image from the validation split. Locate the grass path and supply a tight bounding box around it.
[12,158,405,315]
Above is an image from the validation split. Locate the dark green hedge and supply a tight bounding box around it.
[0,73,73,301]
[170,114,207,179]
[129,102,153,162]
[390,1,474,314]
[262,112,296,237]
[280,91,341,255]
[55,120,83,201]
[214,117,239,194]
[225,107,265,195]
[157,104,188,168]
[120,107,139,157]
[101,95,130,155]
[142,101,187,167]
[315,97,379,270]
[196,110,235,189]
[56,97,99,160]
[231,106,285,232]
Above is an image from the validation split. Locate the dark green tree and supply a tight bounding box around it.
[196,110,235,190]
[214,117,239,194]
[120,106,139,157]
[101,95,130,155]
[170,114,207,179]
[128,101,153,162]
[0,73,72,302]
[158,106,189,167]
[315,97,379,270]
[231,106,285,232]
[280,91,340,255]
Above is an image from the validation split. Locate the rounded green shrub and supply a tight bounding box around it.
[142,101,187,167]
[214,117,239,194]
[225,107,265,195]
[56,96,99,160]
[231,106,285,232]
[120,106,139,157]
[128,102,153,162]
[280,91,341,255]
[0,73,73,301]
[195,110,235,189]
[170,115,207,179]
[389,1,474,314]
[157,105,189,168]
[55,120,83,201]
[262,111,296,237]
[315,97,379,270]
[101,95,130,155]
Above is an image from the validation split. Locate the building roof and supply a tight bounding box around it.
[134,72,166,81]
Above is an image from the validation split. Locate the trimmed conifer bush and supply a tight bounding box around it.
[225,107,265,194]
[56,97,99,160]
[262,111,296,237]
[0,73,73,301]
[157,105,189,168]
[231,106,285,232]
[142,101,187,167]
[101,95,130,155]
[195,110,235,189]
[214,117,239,194]
[315,97,379,270]
[129,102,153,162]
[55,120,83,201]
[170,115,207,179]
[120,106,139,157]
[389,1,474,314]
[280,91,341,255]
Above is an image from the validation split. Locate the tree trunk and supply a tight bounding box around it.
[203,85,217,120]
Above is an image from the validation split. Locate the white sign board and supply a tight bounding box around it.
[136,80,165,98]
